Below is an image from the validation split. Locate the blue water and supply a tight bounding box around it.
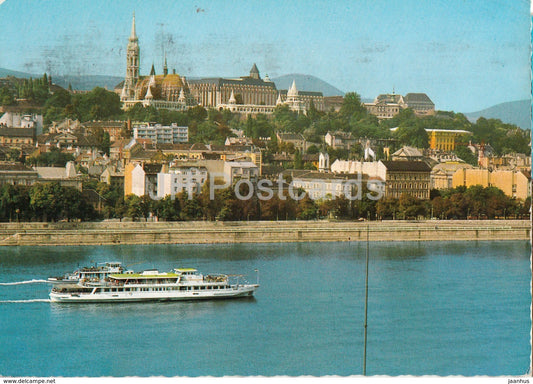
[0,241,530,377]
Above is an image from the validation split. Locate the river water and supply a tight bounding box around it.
[0,241,530,377]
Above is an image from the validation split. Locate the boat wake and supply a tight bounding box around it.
[0,279,49,286]
[0,299,50,303]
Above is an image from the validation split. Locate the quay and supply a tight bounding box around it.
[0,220,529,246]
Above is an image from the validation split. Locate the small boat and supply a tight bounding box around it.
[49,267,259,303]
[47,262,126,285]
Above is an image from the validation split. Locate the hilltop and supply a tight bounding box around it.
[463,99,531,130]
[271,74,344,96]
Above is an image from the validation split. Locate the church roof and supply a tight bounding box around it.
[161,74,184,87]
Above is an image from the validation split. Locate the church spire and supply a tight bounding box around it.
[130,12,138,41]
[123,12,140,102]
[163,53,168,76]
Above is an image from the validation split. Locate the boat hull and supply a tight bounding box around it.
[49,285,258,303]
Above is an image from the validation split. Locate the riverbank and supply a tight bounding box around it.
[0,219,529,246]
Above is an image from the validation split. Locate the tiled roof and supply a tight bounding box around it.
[278,133,305,141]
[381,161,432,172]
[83,121,125,129]
[0,128,34,137]
[0,163,36,172]
[404,93,434,104]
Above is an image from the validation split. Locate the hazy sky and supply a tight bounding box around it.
[0,0,530,112]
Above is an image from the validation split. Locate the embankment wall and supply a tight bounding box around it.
[0,220,529,246]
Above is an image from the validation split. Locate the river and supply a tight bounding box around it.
[0,241,530,377]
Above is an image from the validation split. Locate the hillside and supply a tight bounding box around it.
[464,99,531,130]
[271,74,344,96]
[51,74,123,91]
[0,67,123,91]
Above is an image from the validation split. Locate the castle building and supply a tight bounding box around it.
[364,92,435,119]
[117,15,324,116]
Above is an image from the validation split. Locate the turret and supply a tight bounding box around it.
[249,63,260,80]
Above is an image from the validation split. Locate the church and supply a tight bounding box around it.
[117,14,325,115]
[117,13,197,111]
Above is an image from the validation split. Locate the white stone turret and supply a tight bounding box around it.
[228,90,236,104]
[178,88,186,103]
[319,152,330,172]
[287,80,298,98]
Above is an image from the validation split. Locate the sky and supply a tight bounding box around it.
[0,0,530,112]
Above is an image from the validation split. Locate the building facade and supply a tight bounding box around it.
[364,93,435,119]
[426,129,472,151]
[157,164,208,198]
[452,168,531,200]
[133,122,188,144]
[380,161,432,199]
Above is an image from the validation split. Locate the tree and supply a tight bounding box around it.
[60,187,95,221]
[394,124,429,149]
[0,87,15,106]
[72,87,122,121]
[139,195,153,220]
[125,194,142,221]
[454,146,477,166]
[154,195,181,221]
[339,92,366,118]
[29,182,63,221]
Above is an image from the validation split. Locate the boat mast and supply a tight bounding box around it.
[363,225,369,376]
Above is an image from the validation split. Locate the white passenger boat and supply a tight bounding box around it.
[49,268,259,303]
[47,262,125,285]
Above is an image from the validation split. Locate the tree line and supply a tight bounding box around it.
[0,180,527,223]
[1,78,529,161]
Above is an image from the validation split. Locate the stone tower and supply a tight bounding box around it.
[249,63,260,80]
[122,13,140,101]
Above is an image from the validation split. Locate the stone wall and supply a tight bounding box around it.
[0,220,529,246]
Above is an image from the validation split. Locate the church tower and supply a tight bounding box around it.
[122,13,140,101]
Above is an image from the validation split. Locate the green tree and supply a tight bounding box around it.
[29,182,63,221]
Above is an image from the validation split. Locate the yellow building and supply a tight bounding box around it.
[452,168,531,200]
[425,129,472,151]
[431,162,473,190]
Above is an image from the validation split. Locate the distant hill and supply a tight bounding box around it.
[0,67,123,91]
[464,99,531,130]
[0,68,34,79]
[51,75,124,91]
[271,74,344,97]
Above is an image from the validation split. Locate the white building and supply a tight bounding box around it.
[129,163,161,197]
[133,122,188,144]
[0,112,43,135]
[157,165,208,198]
[330,159,387,180]
[223,161,259,185]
